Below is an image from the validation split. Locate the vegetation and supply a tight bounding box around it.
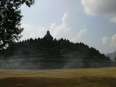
[0,0,34,50]
[0,68,116,87]
[0,31,111,69]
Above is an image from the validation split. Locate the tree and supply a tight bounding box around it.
[0,0,34,50]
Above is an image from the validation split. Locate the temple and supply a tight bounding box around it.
[43,30,53,40]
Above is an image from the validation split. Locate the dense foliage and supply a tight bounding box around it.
[0,0,34,50]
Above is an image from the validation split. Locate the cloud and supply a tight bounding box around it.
[102,36,110,45]
[71,28,88,42]
[49,13,88,42]
[110,17,116,23]
[81,0,116,53]
[21,24,47,40]
[21,13,88,43]
[49,13,71,39]
[82,0,116,16]
[101,35,116,53]
[111,34,116,46]
[102,34,116,47]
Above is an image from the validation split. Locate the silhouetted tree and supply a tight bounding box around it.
[0,0,34,50]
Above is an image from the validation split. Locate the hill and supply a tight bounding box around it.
[0,31,111,69]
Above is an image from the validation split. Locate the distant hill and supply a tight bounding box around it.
[0,31,111,69]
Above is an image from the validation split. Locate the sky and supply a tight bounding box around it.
[20,0,116,54]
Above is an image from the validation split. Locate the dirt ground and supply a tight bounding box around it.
[0,68,116,87]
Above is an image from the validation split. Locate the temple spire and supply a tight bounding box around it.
[43,30,53,40]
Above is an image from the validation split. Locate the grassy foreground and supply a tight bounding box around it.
[0,67,116,87]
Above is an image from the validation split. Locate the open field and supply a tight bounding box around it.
[0,67,116,87]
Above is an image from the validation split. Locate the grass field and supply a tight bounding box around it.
[0,67,116,87]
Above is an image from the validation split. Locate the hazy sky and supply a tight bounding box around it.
[21,0,116,54]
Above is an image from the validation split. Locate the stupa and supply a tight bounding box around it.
[43,30,53,40]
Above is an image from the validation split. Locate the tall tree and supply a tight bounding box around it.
[0,0,34,50]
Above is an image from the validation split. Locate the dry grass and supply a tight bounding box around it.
[0,67,116,87]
